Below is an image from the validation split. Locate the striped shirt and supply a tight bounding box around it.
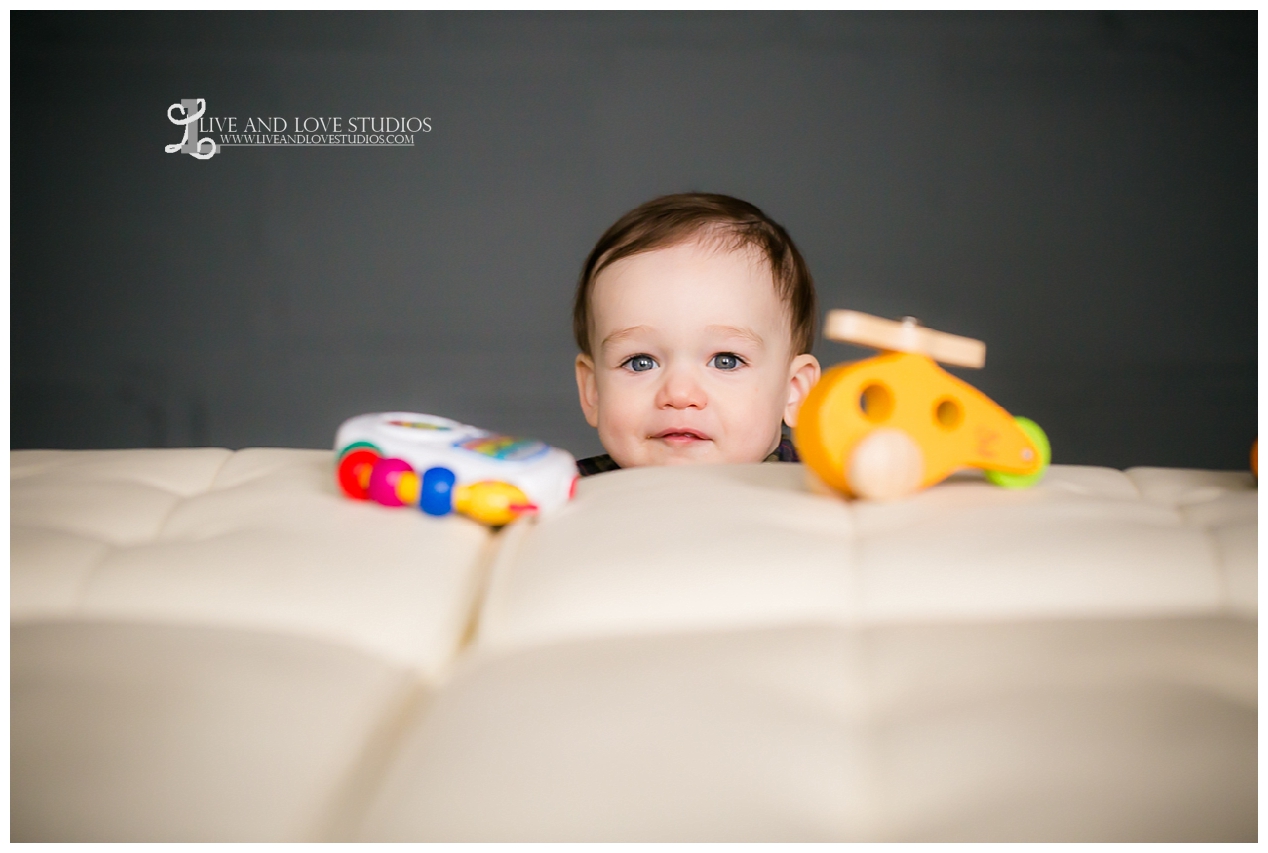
[576,436,800,477]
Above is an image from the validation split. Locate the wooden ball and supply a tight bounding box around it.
[847,428,925,501]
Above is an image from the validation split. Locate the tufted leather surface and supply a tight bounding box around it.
[359,618,1256,842]
[12,620,426,842]
[476,463,1254,649]
[11,448,493,676]
[10,450,1258,841]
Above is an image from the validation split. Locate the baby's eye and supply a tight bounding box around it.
[709,353,745,371]
[622,355,658,372]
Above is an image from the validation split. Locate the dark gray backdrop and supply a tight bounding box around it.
[11,11,1257,469]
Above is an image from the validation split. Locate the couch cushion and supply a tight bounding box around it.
[852,465,1222,622]
[478,463,856,649]
[1124,466,1256,508]
[1121,467,1258,618]
[10,447,233,495]
[11,449,492,676]
[11,620,427,842]
[476,464,1250,650]
[356,617,1255,841]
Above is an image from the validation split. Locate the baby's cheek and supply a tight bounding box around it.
[596,401,643,461]
[730,379,788,458]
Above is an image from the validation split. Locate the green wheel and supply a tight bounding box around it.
[337,440,380,461]
[985,416,1051,489]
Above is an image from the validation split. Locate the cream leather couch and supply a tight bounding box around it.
[11,448,1257,841]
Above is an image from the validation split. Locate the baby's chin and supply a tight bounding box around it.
[610,437,770,468]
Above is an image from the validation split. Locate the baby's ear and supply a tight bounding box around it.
[575,353,600,428]
[783,353,821,428]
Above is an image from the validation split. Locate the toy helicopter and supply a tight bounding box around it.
[793,310,1051,501]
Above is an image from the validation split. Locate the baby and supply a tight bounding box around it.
[573,193,821,475]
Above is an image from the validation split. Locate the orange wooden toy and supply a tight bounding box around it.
[794,311,1051,501]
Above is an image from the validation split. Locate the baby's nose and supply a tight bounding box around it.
[656,367,707,409]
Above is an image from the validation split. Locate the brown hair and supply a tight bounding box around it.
[573,193,817,357]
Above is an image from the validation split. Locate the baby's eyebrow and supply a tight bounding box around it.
[706,325,765,347]
[601,325,654,348]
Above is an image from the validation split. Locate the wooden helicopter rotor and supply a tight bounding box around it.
[824,310,986,369]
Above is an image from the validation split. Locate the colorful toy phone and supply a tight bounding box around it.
[794,311,1051,501]
[334,412,578,526]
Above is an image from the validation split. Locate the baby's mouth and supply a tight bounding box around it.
[652,428,711,445]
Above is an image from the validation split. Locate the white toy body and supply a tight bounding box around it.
[334,412,578,515]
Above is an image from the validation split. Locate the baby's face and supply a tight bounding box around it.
[576,240,820,468]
